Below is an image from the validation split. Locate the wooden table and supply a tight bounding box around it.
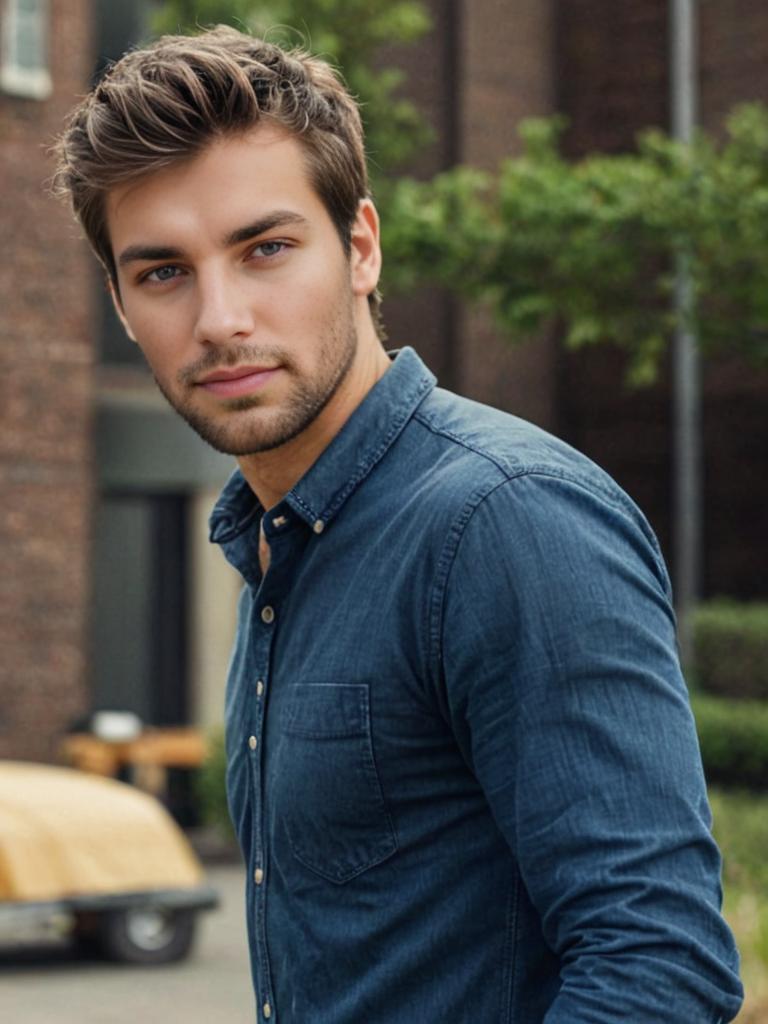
[61,728,209,796]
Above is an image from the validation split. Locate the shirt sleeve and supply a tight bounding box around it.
[438,471,743,1023]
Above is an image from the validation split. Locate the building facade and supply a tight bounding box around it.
[1,0,94,762]
[2,0,766,763]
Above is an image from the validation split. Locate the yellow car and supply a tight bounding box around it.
[0,761,218,964]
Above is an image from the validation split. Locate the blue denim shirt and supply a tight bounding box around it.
[211,347,742,1023]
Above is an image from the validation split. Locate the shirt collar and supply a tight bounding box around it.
[209,346,436,543]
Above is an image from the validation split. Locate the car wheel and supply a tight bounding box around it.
[97,906,197,965]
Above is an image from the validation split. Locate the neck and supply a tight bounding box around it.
[236,328,391,511]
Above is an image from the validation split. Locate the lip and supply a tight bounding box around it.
[196,365,281,398]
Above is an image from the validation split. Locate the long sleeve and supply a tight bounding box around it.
[439,471,743,1023]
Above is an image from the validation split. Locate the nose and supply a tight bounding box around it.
[192,266,255,346]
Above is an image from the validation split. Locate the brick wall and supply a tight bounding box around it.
[556,0,669,156]
[2,0,764,770]
[0,0,95,760]
[389,0,768,598]
[698,0,768,597]
[555,0,768,597]
[384,0,559,426]
[699,0,768,130]
[379,0,462,388]
[456,0,558,429]
[552,0,675,563]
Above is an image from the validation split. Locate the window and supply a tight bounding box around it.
[1,0,51,99]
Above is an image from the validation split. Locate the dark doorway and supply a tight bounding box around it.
[90,493,189,726]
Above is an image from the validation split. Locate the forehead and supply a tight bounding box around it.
[105,125,326,245]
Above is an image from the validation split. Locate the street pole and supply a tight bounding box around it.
[670,0,701,667]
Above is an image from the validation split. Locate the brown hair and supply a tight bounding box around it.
[53,25,383,334]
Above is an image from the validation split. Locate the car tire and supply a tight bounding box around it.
[96,906,197,965]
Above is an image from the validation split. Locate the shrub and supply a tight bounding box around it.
[692,694,768,789]
[692,601,768,701]
[195,728,235,841]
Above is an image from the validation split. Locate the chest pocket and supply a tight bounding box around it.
[278,684,397,884]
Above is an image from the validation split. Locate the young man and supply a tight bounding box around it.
[55,26,742,1023]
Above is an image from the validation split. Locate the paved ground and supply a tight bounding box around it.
[0,861,255,1024]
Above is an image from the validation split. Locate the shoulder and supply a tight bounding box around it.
[410,386,649,535]
[407,389,671,622]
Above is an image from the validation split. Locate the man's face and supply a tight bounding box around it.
[106,126,378,455]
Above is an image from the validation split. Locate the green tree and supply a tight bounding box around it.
[383,109,768,379]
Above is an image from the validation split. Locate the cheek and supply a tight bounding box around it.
[284,262,350,331]
[125,306,188,368]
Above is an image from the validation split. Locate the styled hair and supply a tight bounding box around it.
[52,25,383,334]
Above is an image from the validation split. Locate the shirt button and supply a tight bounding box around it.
[254,867,264,885]
[313,519,325,534]
[261,605,275,624]
[248,736,258,751]
[263,1003,272,1019]
[256,680,264,696]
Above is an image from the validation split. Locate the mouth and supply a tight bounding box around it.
[196,365,281,399]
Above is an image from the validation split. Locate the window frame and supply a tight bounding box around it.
[0,0,52,100]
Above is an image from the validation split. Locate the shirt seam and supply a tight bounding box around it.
[413,408,650,527]
[502,870,520,1023]
[426,465,669,685]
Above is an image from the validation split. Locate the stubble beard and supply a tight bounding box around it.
[152,300,359,456]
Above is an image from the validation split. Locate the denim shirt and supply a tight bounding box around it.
[211,347,742,1023]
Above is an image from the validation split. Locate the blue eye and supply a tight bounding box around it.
[254,241,286,258]
[147,265,180,282]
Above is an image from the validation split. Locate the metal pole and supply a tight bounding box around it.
[670,0,701,667]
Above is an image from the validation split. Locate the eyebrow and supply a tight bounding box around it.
[117,210,310,268]
[223,211,309,248]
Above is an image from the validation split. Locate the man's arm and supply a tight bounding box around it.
[438,471,743,1023]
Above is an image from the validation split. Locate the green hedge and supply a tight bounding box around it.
[692,601,768,701]
[195,728,235,841]
[692,693,768,789]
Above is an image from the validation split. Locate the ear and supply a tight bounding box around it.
[349,198,382,298]
[108,277,138,343]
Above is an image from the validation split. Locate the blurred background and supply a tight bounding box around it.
[1,0,767,1020]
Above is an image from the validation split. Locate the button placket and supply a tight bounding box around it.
[250,564,283,1021]
[250,668,271,1013]
[249,507,310,1022]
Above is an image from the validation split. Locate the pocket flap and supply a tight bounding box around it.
[283,684,369,740]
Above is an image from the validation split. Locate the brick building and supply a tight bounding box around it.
[1,0,240,765]
[0,0,94,762]
[2,0,766,763]
[386,0,768,596]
